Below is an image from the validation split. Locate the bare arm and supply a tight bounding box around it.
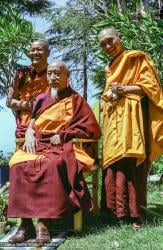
[23,118,37,153]
[111,82,144,95]
[6,77,33,111]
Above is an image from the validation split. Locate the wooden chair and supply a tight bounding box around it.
[15,103,101,232]
[15,138,25,150]
[73,102,101,232]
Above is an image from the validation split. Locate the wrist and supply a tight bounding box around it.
[26,127,35,135]
[123,86,128,94]
[19,100,28,109]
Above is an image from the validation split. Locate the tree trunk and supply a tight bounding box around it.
[83,50,88,100]
[116,0,122,13]
[136,0,145,15]
[142,0,149,9]
[120,0,127,10]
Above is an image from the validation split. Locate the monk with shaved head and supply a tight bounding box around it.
[7,40,50,141]
[98,27,163,229]
[8,60,101,245]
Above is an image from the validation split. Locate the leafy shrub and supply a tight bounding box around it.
[91,6,163,94]
[0,192,8,222]
[0,151,11,165]
[151,155,163,175]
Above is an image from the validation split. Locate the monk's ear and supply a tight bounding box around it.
[66,69,70,78]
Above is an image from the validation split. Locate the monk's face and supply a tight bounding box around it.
[47,63,69,93]
[29,41,49,66]
[98,31,123,58]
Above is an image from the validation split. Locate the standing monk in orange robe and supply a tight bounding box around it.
[98,27,163,229]
[6,40,50,141]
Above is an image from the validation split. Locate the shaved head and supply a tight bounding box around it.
[30,40,49,51]
[47,60,70,98]
[29,39,50,68]
[48,60,70,76]
[98,27,123,58]
[98,28,121,40]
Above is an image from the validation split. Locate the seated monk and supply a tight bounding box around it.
[7,60,101,245]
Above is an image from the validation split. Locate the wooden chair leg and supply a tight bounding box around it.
[92,170,99,214]
[74,210,82,232]
[16,218,21,225]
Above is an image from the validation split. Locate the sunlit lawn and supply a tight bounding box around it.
[57,184,163,250]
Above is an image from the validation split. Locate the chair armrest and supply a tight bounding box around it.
[15,138,25,143]
[73,138,98,143]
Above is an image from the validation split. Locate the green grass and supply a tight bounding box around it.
[57,184,163,250]
[59,224,163,250]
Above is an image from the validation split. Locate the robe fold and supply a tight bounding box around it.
[101,50,163,217]
[8,87,101,218]
[102,50,163,169]
[14,66,49,138]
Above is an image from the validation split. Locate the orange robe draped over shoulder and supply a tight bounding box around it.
[102,50,163,169]
[15,67,50,138]
[10,96,94,170]
[7,88,101,218]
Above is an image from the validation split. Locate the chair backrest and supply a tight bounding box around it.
[15,138,25,151]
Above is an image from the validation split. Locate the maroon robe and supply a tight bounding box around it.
[8,87,101,218]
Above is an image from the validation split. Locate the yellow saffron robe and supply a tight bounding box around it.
[18,72,49,126]
[10,96,94,170]
[102,50,163,169]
